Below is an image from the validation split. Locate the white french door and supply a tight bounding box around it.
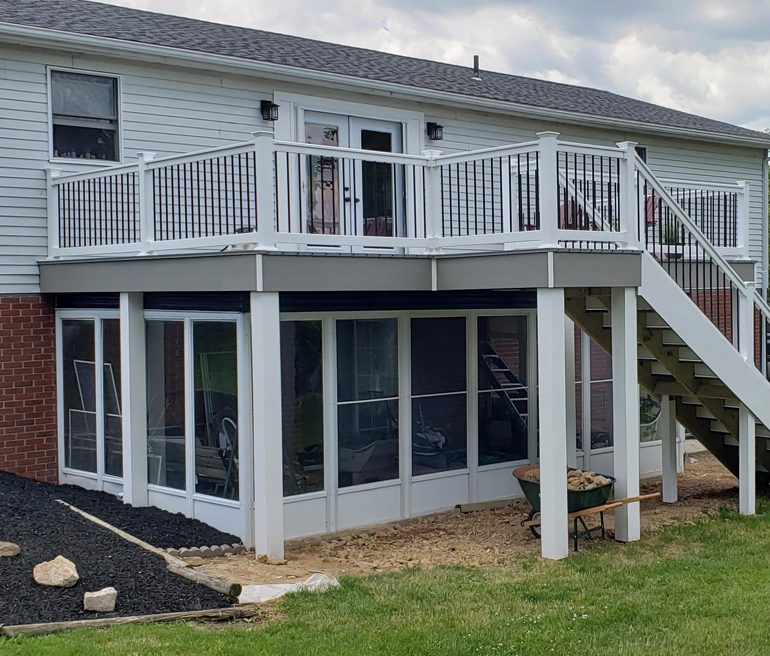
[349,117,404,240]
[303,112,404,244]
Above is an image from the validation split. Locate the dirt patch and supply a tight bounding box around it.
[200,452,738,585]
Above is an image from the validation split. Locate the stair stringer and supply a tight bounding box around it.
[639,252,770,430]
[564,286,770,484]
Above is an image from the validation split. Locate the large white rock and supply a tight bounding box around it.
[83,587,118,612]
[0,542,20,557]
[239,572,340,604]
[32,555,79,588]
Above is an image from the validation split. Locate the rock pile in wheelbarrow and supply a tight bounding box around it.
[521,468,612,491]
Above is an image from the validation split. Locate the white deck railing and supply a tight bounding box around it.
[47,131,750,260]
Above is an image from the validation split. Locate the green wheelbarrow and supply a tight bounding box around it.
[513,465,617,551]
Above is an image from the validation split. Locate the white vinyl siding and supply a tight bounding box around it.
[0,46,268,293]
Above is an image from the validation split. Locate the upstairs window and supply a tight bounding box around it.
[51,70,119,162]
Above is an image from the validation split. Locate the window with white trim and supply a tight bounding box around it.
[51,70,119,162]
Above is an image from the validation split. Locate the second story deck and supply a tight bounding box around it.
[46,132,752,264]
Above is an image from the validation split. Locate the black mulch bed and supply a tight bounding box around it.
[0,472,239,549]
[0,474,232,626]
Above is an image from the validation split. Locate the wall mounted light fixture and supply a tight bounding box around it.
[426,122,444,141]
[260,100,280,121]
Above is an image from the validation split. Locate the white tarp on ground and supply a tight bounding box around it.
[238,572,340,604]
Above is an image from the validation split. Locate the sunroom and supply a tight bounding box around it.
[45,234,671,562]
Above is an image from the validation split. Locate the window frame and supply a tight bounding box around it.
[56,309,121,490]
[143,310,246,508]
[47,66,123,166]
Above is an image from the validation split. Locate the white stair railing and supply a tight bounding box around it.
[634,154,769,376]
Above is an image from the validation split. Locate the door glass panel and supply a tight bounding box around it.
[336,319,399,487]
[336,319,398,402]
[360,129,395,237]
[193,322,239,500]
[146,320,186,490]
[477,316,528,465]
[305,123,340,235]
[411,318,467,475]
[102,319,122,477]
[589,340,613,449]
[62,319,96,472]
[281,321,324,496]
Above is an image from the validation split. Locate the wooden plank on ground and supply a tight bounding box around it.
[521,493,661,527]
[55,499,241,599]
[167,563,242,600]
[0,605,263,638]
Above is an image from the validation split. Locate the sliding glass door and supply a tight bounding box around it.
[144,312,248,536]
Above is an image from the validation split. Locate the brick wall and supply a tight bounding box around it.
[0,294,58,482]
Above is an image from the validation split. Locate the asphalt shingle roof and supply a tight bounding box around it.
[2,0,768,145]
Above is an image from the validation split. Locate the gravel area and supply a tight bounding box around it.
[0,472,239,549]
[0,473,232,626]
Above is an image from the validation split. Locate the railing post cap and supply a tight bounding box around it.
[45,166,63,178]
[536,131,560,140]
[252,130,275,140]
[616,140,638,150]
[421,149,442,158]
[137,151,157,161]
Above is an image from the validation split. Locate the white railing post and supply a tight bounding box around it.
[46,167,62,257]
[422,149,443,250]
[536,131,559,248]
[738,280,755,364]
[136,151,156,254]
[616,141,640,248]
[736,180,750,259]
[253,130,277,249]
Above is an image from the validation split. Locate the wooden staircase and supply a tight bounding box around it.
[566,278,770,486]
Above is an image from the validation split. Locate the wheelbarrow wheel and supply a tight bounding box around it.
[528,510,542,538]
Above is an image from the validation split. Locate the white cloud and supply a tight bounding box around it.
[91,0,770,131]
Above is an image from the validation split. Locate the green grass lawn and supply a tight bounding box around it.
[5,506,770,656]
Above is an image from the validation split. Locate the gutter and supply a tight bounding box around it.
[2,21,770,150]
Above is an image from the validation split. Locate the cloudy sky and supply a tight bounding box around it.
[92,0,770,131]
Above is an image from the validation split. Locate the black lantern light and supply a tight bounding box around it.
[426,122,444,141]
[260,100,280,121]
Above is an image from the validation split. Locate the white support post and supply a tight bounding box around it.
[660,394,678,503]
[136,152,156,255]
[564,317,577,469]
[739,403,756,516]
[119,292,147,507]
[537,132,560,248]
[421,149,443,249]
[736,181,750,260]
[253,131,278,250]
[611,287,640,542]
[738,282,755,364]
[250,292,285,558]
[615,141,639,248]
[46,168,62,257]
[537,287,569,560]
